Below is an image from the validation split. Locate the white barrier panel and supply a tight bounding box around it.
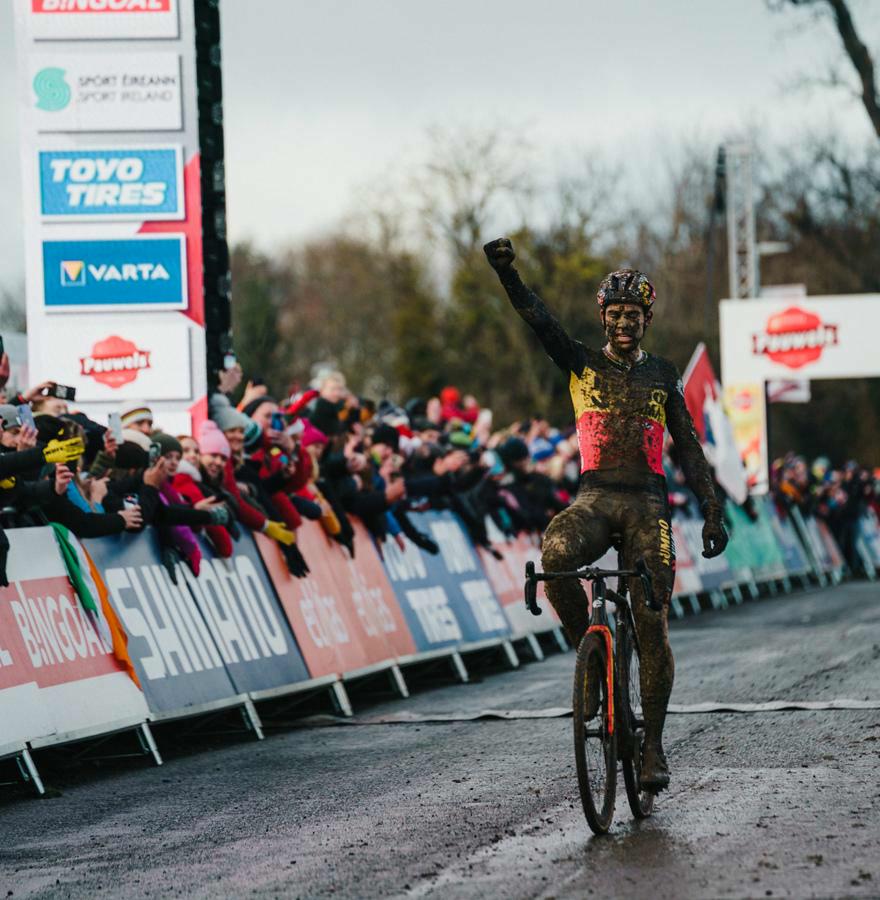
[0,527,148,747]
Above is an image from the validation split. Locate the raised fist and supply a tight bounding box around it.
[483,238,515,271]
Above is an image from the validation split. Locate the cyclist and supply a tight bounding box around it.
[484,237,728,791]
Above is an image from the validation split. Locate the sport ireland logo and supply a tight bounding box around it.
[33,67,71,112]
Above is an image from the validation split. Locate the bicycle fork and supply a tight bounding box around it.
[587,578,615,736]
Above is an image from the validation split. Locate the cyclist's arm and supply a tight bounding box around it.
[664,367,721,515]
[495,266,581,373]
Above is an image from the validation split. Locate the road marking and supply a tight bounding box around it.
[300,698,880,728]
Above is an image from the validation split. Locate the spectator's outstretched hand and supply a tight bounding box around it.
[143,456,169,488]
[217,362,243,396]
[54,465,75,495]
[0,353,10,389]
[483,238,515,271]
[119,506,143,531]
[239,380,267,408]
[22,381,54,402]
[264,519,296,546]
[103,429,118,456]
[15,425,37,451]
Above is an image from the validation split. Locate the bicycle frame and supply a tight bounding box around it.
[524,560,655,739]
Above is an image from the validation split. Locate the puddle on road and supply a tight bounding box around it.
[401,765,864,900]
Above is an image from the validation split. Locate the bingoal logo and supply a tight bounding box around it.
[32,0,171,12]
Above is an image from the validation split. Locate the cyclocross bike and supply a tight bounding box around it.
[524,557,661,834]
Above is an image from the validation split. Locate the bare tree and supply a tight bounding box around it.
[772,0,880,139]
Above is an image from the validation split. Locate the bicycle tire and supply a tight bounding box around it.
[573,631,617,834]
[617,621,655,819]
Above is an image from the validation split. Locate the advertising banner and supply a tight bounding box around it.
[763,498,811,576]
[15,1,207,433]
[36,314,193,403]
[1,527,149,741]
[85,530,241,716]
[28,0,180,42]
[387,511,511,648]
[28,52,183,132]
[720,296,880,384]
[724,382,769,495]
[255,523,415,679]
[674,513,735,591]
[42,235,187,312]
[671,519,702,596]
[39,146,184,220]
[857,510,880,569]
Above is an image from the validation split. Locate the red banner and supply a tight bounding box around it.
[255,522,415,678]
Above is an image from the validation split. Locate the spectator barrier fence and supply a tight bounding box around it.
[0,501,855,798]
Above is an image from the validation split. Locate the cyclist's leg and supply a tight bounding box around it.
[541,489,612,646]
[619,492,676,763]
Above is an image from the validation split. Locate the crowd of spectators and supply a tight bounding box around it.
[0,350,876,585]
[771,453,880,574]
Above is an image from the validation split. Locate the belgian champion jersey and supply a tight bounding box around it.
[496,266,718,508]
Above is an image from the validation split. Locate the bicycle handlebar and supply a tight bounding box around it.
[524,558,661,615]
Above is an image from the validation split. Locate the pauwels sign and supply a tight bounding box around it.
[720,296,880,384]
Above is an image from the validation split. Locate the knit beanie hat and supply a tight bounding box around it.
[121,428,151,451]
[115,441,149,470]
[198,419,231,458]
[211,394,252,433]
[243,396,277,419]
[371,422,400,453]
[243,419,263,450]
[0,404,20,429]
[152,432,183,457]
[120,402,153,428]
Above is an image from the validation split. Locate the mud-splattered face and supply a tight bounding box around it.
[603,303,649,356]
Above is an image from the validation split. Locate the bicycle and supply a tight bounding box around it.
[524,556,661,834]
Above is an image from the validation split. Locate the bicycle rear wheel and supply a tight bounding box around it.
[573,631,616,834]
[618,623,655,818]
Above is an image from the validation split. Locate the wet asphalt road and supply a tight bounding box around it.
[1,580,879,900]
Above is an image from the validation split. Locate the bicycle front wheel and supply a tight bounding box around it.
[618,623,655,819]
[573,631,617,834]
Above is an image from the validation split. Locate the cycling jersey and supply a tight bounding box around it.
[497,265,718,512]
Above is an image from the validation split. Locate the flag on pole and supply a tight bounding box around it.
[682,343,749,503]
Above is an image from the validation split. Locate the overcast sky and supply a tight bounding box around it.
[1,0,877,293]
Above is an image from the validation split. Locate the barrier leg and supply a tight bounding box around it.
[709,590,727,610]
[730,584,744,605]
[502,640,519,669]
[781,575,793,593]
[330,680,354,717]
[552,627,568,652]
[389,664,409,699]
[670,597,684,620]
[687,593,701,615]
[523,633,544,662]
[16,749,45,798]
[240,699,265,741]
[449,651,469,683]
[136,723,163,766]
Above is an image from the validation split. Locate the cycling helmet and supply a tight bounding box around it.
[597,269,656,310]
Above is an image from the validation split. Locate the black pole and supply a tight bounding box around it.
[194,0,233,394]
[704,146,726,334]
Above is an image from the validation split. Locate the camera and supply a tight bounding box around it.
[50,383,76,402]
